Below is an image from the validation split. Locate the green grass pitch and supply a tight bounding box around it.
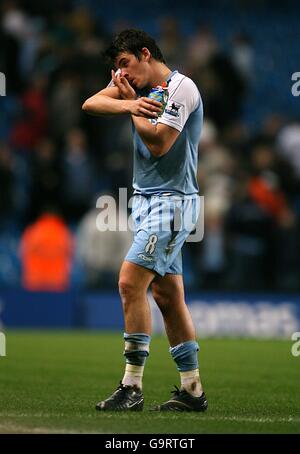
[0,331,299,434]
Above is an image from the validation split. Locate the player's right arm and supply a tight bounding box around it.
[82,86,162,118]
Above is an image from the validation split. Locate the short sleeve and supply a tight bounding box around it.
[157,77,200,132]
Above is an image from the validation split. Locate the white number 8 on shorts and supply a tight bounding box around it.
[145,234,158,254]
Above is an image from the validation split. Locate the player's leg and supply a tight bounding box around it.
[96,260,155,411]
[119,260,155,389]
[151,273,208,412]
[119,260,154,335]
[151,272,195,346]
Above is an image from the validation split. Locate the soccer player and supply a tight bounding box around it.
[82,29,207,412]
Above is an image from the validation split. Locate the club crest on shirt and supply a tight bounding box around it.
[165,101,183,117]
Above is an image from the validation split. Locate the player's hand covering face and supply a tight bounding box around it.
[111,69,137,100]
[112,69,163,119]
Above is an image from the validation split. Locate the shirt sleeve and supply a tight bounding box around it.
[157,77,201,132]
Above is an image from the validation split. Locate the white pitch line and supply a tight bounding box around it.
[0,423,77,434]
[0,413,299,424]
[203,416,300,424]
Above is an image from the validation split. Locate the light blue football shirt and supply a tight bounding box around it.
[132,70,203,196]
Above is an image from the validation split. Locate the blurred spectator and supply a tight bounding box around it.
[10,73,48,150]
[224,142,299,290]
[222,121,250,156]
[197,120,235,285]
[49,71,81,139]
[68,6,98,42]
[28,137,63,221]
[198,121,235,218]
[276,121,300,179]
[1,0,42,78]
[260,114,286,142]
[0,232,20,287]
[191,51,246,130]
[2,1,32,41]
[76,204,132,288]
[157,17,186,71]
[209,53,245,129]
[250,141,300,206]
[19,209,74,291]
[187,23,218,68]
[248,143,299,289]
[225,173,275,290]
[62,128,98,223]
[231,32,255,83]
[105,149,132,193]
[0,142,31,225]
[248,161,294,226]
[0,142,14,226]
[0,8,21,93]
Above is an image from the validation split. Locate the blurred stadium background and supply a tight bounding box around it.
[0,0,300,435]
[0,0,299,336]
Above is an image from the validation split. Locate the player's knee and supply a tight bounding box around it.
[118,278,136,301]
[152,289,172,313]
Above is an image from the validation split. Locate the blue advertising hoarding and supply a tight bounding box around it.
[0,290,299,338]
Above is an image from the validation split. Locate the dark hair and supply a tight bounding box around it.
[103,29,166,65]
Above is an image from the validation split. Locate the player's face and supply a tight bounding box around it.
[115,51,150,90]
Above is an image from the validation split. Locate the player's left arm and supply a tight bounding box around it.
[113,75,180,157]
[132,76,200,158]
[131,117,180,158]
[114,74,200,159]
